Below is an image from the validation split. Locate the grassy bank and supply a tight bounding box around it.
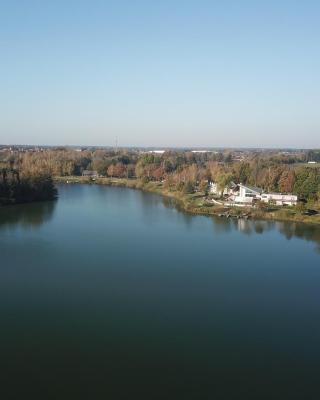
[54,176,320,225]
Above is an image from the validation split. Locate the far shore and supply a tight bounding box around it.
[54,176,320,226]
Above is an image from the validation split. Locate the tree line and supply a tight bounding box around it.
[1,148,319,203]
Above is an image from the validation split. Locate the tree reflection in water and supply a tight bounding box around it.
[215,216,320,253]
[162,195,320,252]
[277,222,320,253]
[0,200,56,230]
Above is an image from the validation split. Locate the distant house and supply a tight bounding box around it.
[232,184,263,204]
[230,183,297,206]
[209,182,221,195]
[209,181,238,197]
[308,161,317,164]
[191,150,218,154]
[82,170,98,178]
[210,181,298,207]
[260,193,297,206]
[148,150,165,154]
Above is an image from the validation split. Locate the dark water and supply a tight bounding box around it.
[1,185,320,399]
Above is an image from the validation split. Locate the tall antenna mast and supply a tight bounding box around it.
[115,136,118,153]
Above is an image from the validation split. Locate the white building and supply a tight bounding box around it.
[148,150,165,154]
[191,150,218,153]
[230,184,297,206]
[260,193,297,206]
[232,184,263,204]
[210,182,298,206]
[209,181,238,197]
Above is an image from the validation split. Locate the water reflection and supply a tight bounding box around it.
[161,196,320,251]
[0,200,56,230]
[211,216,320,252]
[161,196,195,229]
[278,222,320,252]
[162,196,183,212]
[211,216,234,234]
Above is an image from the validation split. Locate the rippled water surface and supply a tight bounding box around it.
[0,185,320,399]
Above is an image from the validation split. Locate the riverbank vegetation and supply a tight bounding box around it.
[53,175,320,225]
[1,147,319,221]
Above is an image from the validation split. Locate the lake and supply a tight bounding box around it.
[0,184,320,399]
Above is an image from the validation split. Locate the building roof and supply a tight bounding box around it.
[262,193,297,199]
[229,181,238,189]
[82,170,98,176]
[240,183,263,194]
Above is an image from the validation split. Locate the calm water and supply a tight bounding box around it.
[0,185,320,399]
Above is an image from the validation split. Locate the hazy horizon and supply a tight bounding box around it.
[1,1,319,148]
[1,143,318,151]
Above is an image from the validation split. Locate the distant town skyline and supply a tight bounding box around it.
[0,144,318,152]
[1,0,319,148]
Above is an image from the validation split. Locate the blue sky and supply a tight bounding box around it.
[0,0,319,148]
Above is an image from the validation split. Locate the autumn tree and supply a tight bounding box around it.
[107,163,127,178]
[278,169,296,193]
[217,173,233,196]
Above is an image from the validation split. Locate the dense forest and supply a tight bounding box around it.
[1,147,319,206]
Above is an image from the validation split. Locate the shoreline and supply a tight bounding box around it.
[54,176,320,226]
